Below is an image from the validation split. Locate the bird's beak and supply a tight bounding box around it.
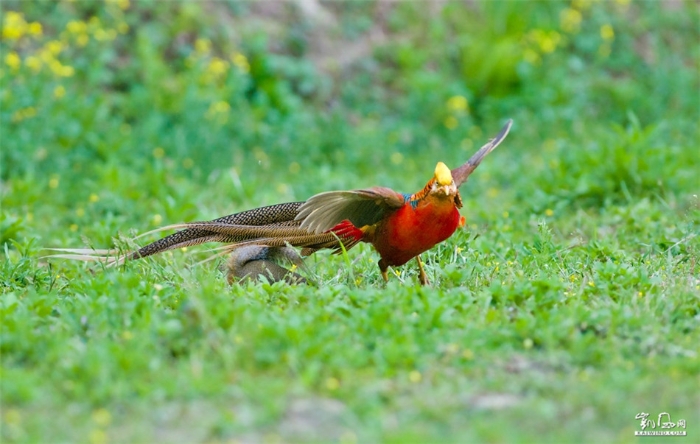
[436,183,456,196]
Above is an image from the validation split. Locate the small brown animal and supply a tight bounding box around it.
[224,245,307,285]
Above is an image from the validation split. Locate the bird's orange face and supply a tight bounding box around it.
[429,162,462,207]
[408,162,463,208]
[430,162,458,198]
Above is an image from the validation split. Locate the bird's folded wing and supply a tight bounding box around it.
[451,119,513,188]
[296,187,405,234]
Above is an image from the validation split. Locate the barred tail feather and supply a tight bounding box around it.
[45,201,369,268]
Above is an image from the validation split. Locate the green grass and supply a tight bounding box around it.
[1,1,699,443]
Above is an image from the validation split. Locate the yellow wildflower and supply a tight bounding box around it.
[195,38,211,54]
[206,101,230,119]
[77,34,89,47]
[94,28,109,41]
[231,52,250,73]
[539,31,560,53]
[444,116,458,130]
[207,57,228,77]
[50,61,75,77]
[214,101,230,113]
[28,22,43,36]
[2,26,22,40]
[26,56,42,72]
[600,24,614,41]
[523,48,541,65]
[446,95,469,113]
[46,40,64,55]
[2,11,26,40]
[5,52,21,70]
[67,20,87,35]
[39,48,54,64]
[560,8,582,34]
[11,107,37,122]
[4,409,21,426]
[409,371,422,383]
[54,85,66,98]
[325,377,340,390]
[527,29,560,54]
[61,65,75,77]
[571,0,593,11]
[92,408,112,427]
[276,183,289,194]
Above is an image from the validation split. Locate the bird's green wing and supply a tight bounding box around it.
[296,186,405,234]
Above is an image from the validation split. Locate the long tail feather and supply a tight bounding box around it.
[132,224,190,240]
[452,119,513,188]
[44,248,120,256]
[125,202,305,260]
[46,207,361,268]
[42,253,114,262]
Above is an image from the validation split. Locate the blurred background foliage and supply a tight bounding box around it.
[1,0,698,244]
[1,2,699,441]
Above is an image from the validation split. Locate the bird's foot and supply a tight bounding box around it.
[416,255,430,286]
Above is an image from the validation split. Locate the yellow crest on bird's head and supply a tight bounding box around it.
[434,162,453,186]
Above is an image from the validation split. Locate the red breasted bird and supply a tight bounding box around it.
[49,119,512,284]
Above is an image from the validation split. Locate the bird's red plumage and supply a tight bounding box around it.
[330,219,365,243]
[369,197,461,267]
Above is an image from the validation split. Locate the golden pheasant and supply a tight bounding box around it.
[49,119,512,285]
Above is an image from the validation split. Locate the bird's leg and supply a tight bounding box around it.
[416,255,430,286]
[379,259,389,283]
